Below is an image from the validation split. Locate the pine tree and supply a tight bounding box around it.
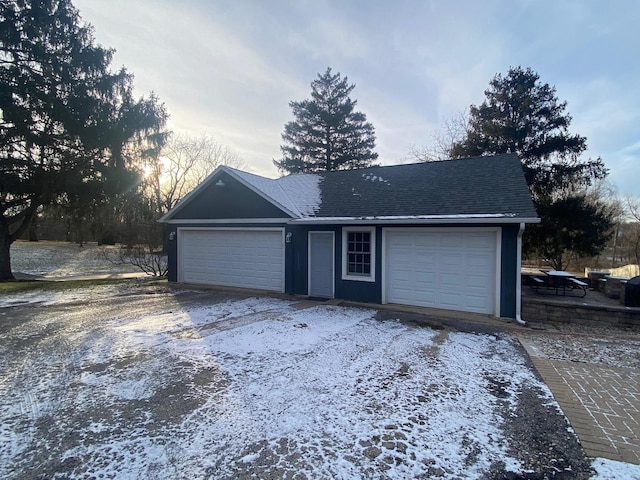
[450,66,606,197]
[0,0,167,280]
[274,68,378,174]
[449,66,612,269]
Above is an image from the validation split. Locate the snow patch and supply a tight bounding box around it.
[361,172,390,184]
[229,168,321,217]
[2,293,637,479]
[277,173,322,217]
[591,457,640,479]
[239,453,260,463]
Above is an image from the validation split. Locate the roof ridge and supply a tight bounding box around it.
[226,167,304,218]
[316,153,519,175]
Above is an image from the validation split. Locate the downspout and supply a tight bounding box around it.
[515,222,526,325]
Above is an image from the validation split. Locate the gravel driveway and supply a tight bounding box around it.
[0,283,608,479]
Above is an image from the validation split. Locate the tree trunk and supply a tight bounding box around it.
[0,220,15,281]
[28,216,39,242]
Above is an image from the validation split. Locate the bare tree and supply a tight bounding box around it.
[624,195,640,265]
[147,133,245,214]
[407,111,469,162]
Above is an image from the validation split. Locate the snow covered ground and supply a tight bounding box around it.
[10,240,141,277]
[1,285,638,478]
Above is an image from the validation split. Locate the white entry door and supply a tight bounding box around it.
[385,229,498,315]
[179,229,284,292]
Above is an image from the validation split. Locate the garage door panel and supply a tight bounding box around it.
[386,230,497,315]
[415,272,436,284]
[440,272,463,287]
[467,254,492,268]
[465,234,493,248]
[466,275,487,288]
[439,293,462,307]
[439,235,463,248]
[397,289,437,305]
[416,236,439,248]
[180,230,284,291]
[465,297,488,310]
[440,254,463,268]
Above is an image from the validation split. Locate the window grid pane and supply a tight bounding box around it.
[347,231,371,276]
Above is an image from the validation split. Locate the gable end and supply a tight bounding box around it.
[163,171,292,221]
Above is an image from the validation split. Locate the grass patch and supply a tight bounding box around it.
[0,277,164,295]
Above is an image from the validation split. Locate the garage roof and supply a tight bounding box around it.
[160,153,539,224]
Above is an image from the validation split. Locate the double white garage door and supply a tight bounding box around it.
[179,229,284,292]
[385,230,498,315]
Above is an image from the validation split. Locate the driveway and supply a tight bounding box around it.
[0,283,626,479]
[515,324,640,467]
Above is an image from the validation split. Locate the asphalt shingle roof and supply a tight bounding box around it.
[309,153,537,219]
[163,153,538,223]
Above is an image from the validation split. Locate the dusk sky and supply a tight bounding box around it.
[74,0,640,196]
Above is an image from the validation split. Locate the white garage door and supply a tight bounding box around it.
[179,229,284,292]
[385,230,497,314]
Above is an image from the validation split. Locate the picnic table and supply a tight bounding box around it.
[528,270,588,297]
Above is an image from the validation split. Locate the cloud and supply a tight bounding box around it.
[73,0,640,193]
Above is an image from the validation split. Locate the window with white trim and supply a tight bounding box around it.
[342,227,375,282]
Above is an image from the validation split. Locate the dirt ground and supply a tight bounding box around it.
[0,242,640,480]
[2,282,620,479]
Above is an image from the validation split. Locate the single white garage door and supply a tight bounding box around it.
[385,230,497,314]
[179,229,284,292]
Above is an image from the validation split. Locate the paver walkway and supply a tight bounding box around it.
[519,338,640,464]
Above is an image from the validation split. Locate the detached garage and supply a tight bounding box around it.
[160,154,539,321]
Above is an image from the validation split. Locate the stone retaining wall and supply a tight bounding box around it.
[522,297,640,328]
[585,264,639,278]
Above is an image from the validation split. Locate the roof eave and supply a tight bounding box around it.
[289,215,541,225]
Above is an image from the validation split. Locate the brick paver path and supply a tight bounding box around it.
[520,339,640,464]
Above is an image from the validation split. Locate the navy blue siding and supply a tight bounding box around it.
[335,225,381,303]
[167,227,178,282]
[499,224,520,319]
[171,172,291,220]
[288,225,381,303]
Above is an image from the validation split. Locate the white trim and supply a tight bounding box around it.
[381,229,388,303]
[381,227,501,317]
[176,227,285,292]
[308,231,335,298]
[166,216,540,226]
[291,216,540,225]
[494,229,502,318]
[165,218,289,225]
[515,222,526,324]
[178,226,286,232]
[342,226,376,283]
